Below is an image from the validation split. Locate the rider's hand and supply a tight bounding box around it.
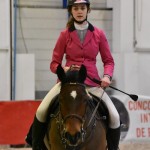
[64,65,80,72]
[63,66,70,72]
[101,76,111,88]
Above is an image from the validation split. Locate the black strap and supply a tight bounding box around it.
[87,75,101,85]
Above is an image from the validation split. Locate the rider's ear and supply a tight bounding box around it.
[79,65,87,83]
[56,64,66,83]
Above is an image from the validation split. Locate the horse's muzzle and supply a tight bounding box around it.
[65,131,81,146]
[62,128,86,148]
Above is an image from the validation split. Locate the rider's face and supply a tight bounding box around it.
[71,4,88,23]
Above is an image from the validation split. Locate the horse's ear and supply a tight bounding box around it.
[56,64,66,82]
[79,65,87,83]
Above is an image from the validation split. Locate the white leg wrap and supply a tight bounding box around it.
[87,87,120,129]
[36,82,61,122]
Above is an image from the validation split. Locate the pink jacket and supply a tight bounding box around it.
[50,23,114,86]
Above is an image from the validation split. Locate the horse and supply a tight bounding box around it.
[45,65,107,150]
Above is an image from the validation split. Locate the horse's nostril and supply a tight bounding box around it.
[65,132,70,139]
[65,131,81,145]
[76,132,81,139]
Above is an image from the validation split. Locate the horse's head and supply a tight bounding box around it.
[56,65,90,147]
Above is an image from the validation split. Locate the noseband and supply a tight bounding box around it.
[51,109,93,150]
[63,114,84,124]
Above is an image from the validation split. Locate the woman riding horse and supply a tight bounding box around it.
[47,64,107,150]
[26,0,120,149]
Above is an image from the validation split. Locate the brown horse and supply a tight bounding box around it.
[45,65,107,150]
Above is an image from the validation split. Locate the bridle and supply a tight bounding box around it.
[51,106,96,149]
[50,82,105,149]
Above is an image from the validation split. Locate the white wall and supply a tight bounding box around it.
[112,0,150,96]
[0,0,11,100]
[0,1,10,50]
[18,0,62,8]
[107,0,113,8]
[15,54,35,100]
[135,0,150,50]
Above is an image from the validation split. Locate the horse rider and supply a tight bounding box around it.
[26,0,120,150]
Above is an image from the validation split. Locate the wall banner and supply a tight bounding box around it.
[111,95,150,142]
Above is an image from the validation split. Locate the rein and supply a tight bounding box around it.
[86,74,107,127]
[87,74,102,85]
[86,89,105,128]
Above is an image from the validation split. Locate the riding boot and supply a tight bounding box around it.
[106,127,120,150]
[25,124,33,146]
[32,116,47,150]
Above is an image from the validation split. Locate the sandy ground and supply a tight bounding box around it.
[120,143,150,150]
[0,143,150,150]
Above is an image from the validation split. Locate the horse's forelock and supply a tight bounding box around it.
[56,64,87,84]
[65,65,87,83]
[66,70,80,83]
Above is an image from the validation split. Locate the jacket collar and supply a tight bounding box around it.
[68,22,94,48]
[68,22,94,32]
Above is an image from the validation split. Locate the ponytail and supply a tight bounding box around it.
[66,16,74,28]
